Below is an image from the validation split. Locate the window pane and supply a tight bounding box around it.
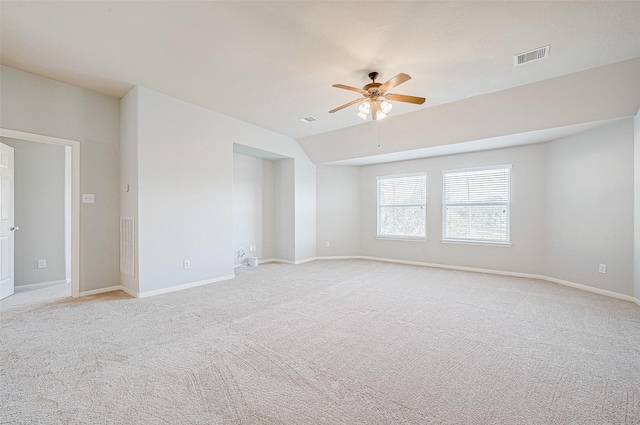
[379,176,426,205]
[443,166,510,243]
[445,205,507,241]
[380,206,425,238]
[445,169,509,204]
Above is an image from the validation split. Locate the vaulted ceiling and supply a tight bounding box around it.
[2,1,640,145]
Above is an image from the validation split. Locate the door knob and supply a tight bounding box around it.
[10,226,18,231]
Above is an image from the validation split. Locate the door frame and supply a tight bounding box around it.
[0,128,81,297]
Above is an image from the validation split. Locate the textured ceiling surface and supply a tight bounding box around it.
[2,1,640,139]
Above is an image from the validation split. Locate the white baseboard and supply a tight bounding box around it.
[261,258,295,264]
[294,257,316,265]
[79,285,126,297]
[79,275,236,299]
[136,274,235,298]
[259,258,277,264]
[257,257,317,265]
[313,255,639,305]
[76,257,640,307]
[541,275,637,303]
[117,285,138,298]
[15,280,68,291]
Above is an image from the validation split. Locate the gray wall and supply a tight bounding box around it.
[233,153,275,264]
[121,86,315,294]
[1,137,66,286]
[633,109,640,301]
[0,66,121,292]
[358,144,546,274]
[545,119,634,296]
[136,87,234,293]
[274,159,295,261]
[119,87,140,293]
[316,120,635,297]
[316,165,361,256]
[298,59,640,165]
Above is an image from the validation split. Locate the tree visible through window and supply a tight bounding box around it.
[442,165,511,243]
[377,173,427,239]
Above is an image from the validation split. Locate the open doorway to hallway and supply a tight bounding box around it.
[0,136,71,308]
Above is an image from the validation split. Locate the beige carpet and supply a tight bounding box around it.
[1,281,70,309]
[1,259,639,424]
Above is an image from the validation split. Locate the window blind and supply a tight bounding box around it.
[377,173,427,239]
[442,166,511,243]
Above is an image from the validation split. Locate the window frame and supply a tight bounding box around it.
[441,164,512,246]
[376,172,427,241]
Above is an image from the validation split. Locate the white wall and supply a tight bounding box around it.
[233,153,275,265]
[274,159,295,261]
[294,160,317,261]
[316,165,361,256]
[357,144,546,274]
[64,146,71,282]
[297,58,640,165]
[635,109,640,301]
[315,120,636,297]
[119,87,140,292]
[121,87,316,293]
[135,87,234,293]
[0,66,120,292]
[1,137,66,286]
[545,120,634,296]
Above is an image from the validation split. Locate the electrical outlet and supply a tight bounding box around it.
[37,259,46,269]
[598,264,606,274]
[250,245,256,253]
[183,260,190,269]
[421,247,427,254]
[325,242,330,248]
[82,194,95,203]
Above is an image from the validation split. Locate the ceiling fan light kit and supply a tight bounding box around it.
[329,71,425,121]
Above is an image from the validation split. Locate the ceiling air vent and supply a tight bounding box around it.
[514,45,550,66]
[298,116,317,123]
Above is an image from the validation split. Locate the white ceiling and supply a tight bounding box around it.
[2,1,640,140]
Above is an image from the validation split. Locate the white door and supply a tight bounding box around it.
[0,143,15,300]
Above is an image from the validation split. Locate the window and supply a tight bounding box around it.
[377,173,427,239]
[442,165,511,244]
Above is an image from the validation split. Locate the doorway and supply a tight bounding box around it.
[0,128,80,300]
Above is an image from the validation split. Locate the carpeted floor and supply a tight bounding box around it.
[1,281,70,309]
[1,259,639,424]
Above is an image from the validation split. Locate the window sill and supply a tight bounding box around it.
[376,237,427,243]
[440,239,512,247]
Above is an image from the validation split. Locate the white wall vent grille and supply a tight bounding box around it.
[120,217,135,277]
[514,45,550,66]
[298,116,317,123]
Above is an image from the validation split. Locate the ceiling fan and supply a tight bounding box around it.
[329,71,425,121]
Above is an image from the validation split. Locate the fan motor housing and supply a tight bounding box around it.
[363,82,382,95]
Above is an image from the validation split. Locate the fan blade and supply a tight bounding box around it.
[328,98,364,113]
[332,84,367,94]
[386,93,426,105]
[379,73,411,91]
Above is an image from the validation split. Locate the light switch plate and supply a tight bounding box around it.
[82,194,95,203]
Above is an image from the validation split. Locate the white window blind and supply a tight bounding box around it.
[377,173,427,239]
[442,165,511,243]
